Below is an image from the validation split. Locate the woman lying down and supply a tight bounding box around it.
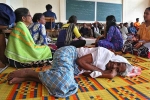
[7,46,141,98]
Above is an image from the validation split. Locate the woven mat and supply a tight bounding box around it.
[0,54,150,100]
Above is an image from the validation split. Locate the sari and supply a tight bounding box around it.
[5,22,52,67]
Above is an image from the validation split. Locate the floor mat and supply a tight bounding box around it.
[0,54,150,100]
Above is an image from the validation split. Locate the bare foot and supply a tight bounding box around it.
[7,68,38,81]
[8,77,27,85]
[8,77,41,85]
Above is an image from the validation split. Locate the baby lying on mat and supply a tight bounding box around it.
[7,46,141,98]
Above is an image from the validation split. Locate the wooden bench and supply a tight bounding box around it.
[45,17,55,32]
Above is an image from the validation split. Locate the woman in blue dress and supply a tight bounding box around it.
[97,15,123,51]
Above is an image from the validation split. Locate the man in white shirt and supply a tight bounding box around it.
[94,23,101,38]
[120,22,128,44]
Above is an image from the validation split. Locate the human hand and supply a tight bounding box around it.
[134,42,142,49]
[73,38,79,41]
[95,35,104,43]
[88,26,91,29]
[95,38,99,43]
[111,68,117,77]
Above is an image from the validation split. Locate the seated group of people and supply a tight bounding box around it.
[79,22,104,38]
[1,4,150,98]
[94,7,150,58]
[119,22,137,44]
[120,15,150,57]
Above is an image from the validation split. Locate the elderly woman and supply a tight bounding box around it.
[7,46,140,98]
[123,7,150,57]
[5,8,52,68]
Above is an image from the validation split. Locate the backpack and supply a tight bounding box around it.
[0,3,15,26]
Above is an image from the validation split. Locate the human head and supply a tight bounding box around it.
[32,13,46,25]
[106,55,141,77]
[106,15,116,25]
[68,15,77,24]
[93,22,98,27]
[123,22,128,27]
[136,18,139,22]
[106,61,127,75]
[46,4,52,11]
[83,23,87,27]
[144,7,150,22]
[14,8,32,26]
[119,23,123,28]
[106,15,117,32]
[130,22,134,27]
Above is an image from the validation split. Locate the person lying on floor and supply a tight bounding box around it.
[5,8,52,68]
[7,46,141,98]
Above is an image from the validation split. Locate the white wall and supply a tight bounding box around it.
[0,0,23,10]
[0,0,6,3]
[25,0,60,22]
[0,0,60,22]
[10,0,23,10]
[123,0,149,23]
[0,0,149,23]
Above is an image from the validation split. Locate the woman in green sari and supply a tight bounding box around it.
[5,8,52,68]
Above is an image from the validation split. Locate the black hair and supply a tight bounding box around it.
[14,8,29,23]
[146,7,150,11]
[46,4,52,11]
[93,23,98,27]
[32,13,44,22]
[68,15,77,23]
[123,22,128,26]
[136,18,139,21]
[83,23,86,26]
[106,15,117,33]
[130,22,133,26]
